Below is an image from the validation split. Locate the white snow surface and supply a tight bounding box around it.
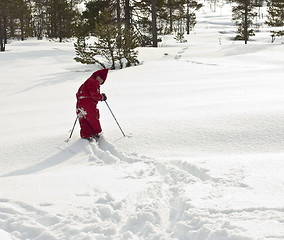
[0,5,284,240]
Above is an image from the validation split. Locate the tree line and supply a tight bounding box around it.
[0,0,80,51]
[0,0,283,68]
[232,0,284,44]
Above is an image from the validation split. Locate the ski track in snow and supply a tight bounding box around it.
[1,136,283,240]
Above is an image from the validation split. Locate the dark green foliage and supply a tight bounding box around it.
[232,0,258,43]
[31,0,48,40]
[74,36,107,68]
[120,27,140,67]
[46,0,76,42]
[82,0,113,35]
[185,0,202,34]
[163,0,186,33]
[174,31,187,42]
[74,11,139,69]
[0,0,9,51]
[11,0,32,40]
[0,0,32,51]
[270,30,284,42]
[131,0,201,47]
[266,0,284,42]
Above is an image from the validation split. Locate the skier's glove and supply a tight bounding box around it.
[101,93,107,101]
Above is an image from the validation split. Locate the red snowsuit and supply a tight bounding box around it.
[76,69,108,139]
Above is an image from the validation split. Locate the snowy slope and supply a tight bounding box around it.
[0,4,284,240]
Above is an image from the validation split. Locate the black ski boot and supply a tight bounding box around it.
[83,137,93,142]
[93,134,100,141]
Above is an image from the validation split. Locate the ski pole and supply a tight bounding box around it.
[105,100,126,137]
[66,115,79,142]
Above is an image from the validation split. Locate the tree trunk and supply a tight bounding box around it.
[151,0,157,47]
[169,6,173,33]
[117,0,121,24]
[117,0,122,52]
[124,0,131,30]
[186,0,190,34]
[59,14,63,42]
[20,16,25,41]
[0,18,5,51]
[4,16,7,44]
[244,0,249,44]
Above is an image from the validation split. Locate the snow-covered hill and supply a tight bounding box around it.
[0,5,284,240]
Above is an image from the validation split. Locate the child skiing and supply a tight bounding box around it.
[76,68,108,141]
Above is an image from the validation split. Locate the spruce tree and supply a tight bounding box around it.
[32,0,48,40]
[74,11,139,69]
[74,37,107,68]
[164,0,186,33]
[0,0,32,51]
[82,0,113,35]
[185,0,202,34]
[120,27,139,67]
[13,0,32,41]
[0,0,9,51]
[46,0,76,42]
[266,0,284,42]
[232,0,258,44]
[152,0,158,47]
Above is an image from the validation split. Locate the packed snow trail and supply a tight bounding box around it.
[1,136,283,239]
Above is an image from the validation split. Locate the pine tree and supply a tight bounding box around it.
[74,11,139,69]
[74,37,107,68]
[46,0,76,42]
[120,27,139,67]
[164,0,186,33]
[94,12,117,69]
[131,0,153,46]
[82,0,113,35]
[152,0,158,47]
[0,0,32,51]
[174,31,187,42]
[0,0,9,51]
[266,0,284,42]
[185,0,202,34]
[13,0,32,41]
[232,0,258,44]
[125,0,131,30]
[31,0,48,40]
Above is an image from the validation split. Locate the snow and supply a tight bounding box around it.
[1,4,284,240]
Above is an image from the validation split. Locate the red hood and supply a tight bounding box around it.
[91,68,109,84]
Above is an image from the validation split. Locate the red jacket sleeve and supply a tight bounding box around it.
[86,78,103,101]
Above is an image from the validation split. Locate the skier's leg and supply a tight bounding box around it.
[77,99,102,138]
[86,108,102,136]
[78,117,93,139]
